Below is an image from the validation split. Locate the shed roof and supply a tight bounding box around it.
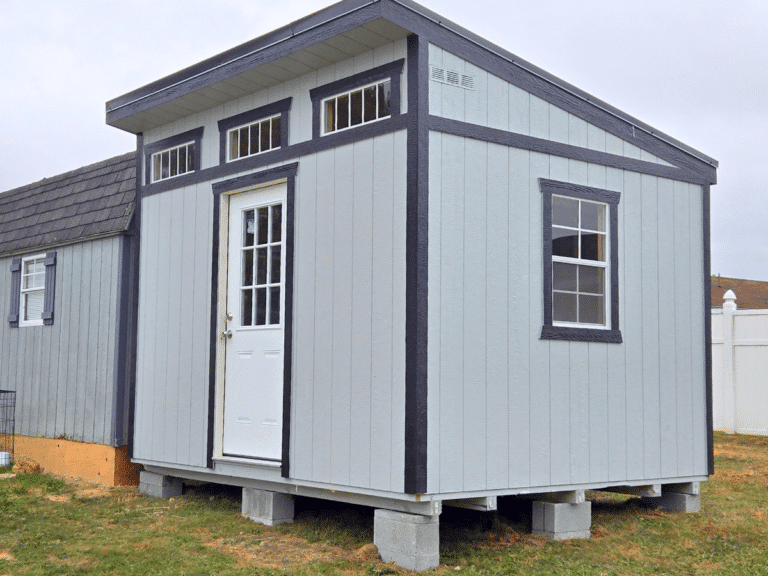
[0,153,136,258]
[711,276,768,310]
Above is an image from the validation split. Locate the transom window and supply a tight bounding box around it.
[551,195,607,326]
[228,115,281,161]
[20,255,46,326]
[323,79,391,135]
[241,203,283,327]
[151,142,195,183]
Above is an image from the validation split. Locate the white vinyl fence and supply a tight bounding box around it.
[712,290,768,435]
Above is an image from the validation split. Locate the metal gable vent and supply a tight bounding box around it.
[430,66,475,90]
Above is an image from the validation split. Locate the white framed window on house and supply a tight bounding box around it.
[150,141,195,183]
[143,127,204,187]
[540,179,622,343]
[228,115,281,161]
[309,59,403,140]
[8,251,57,328]
[322,79,391,135]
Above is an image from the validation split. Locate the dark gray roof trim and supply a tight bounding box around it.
[106,0,717,177]
[0,153,136,257]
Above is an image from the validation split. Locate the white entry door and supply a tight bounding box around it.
[222,184,286,460]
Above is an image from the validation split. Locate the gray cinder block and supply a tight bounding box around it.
[374,509,440,571]
[139,471,182,498]
[532,501,591,540]
[242,488,294,526]
[642,492,701,513]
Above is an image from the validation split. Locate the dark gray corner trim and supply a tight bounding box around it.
[540,178,622,343]
[430,116,712,186]
[382,0,717,181]
[703,184,714,475]
[142,127,204,186]
[112,235,133,446]
[41,252,57,325]
[309,59,404,140]
[142,114,407,197]
[106,0,382,125]
[7,258,21,327]
[217,97,293,165]
[404,34,429,495]
[128,133,144,458]
[208,162,299,477]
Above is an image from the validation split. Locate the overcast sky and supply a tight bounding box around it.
[2,0,766,282]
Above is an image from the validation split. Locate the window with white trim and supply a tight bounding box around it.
[228,115,281,161]
[20,254,46,326]
[151,141,195,183]
[322,79,391,135]
[540,179,622,343]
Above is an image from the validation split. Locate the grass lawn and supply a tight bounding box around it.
[0,432,766,575]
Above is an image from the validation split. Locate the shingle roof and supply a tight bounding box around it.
[711,276,768,309]
[0,153,136,257]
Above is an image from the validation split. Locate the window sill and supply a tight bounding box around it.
[540,325,623,343]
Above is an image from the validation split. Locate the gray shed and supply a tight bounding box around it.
[106,0,717,568]
[0,153,141,485]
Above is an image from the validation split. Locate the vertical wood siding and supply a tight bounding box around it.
[427,132,707,493]
[0,237,125,446]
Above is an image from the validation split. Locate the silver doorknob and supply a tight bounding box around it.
[222,329,232,339]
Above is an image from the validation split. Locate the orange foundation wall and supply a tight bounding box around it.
[13,436,142,486]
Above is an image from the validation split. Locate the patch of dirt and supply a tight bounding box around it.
[0,474,15,481]
[13,457,41,473]
[75,488,111,499]
[44,494,71,503]
[0,550,16,563]
[205,532,385,570]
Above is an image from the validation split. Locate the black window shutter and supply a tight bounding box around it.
[42,252,56,325]
[8,258,21,327]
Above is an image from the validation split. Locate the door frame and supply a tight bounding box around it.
[209,163,298,478]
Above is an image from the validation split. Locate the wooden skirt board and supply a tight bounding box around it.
[222,183,287,461]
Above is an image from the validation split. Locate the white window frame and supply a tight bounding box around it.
[321,78,391,135]
[227,114,281,162]
[150,141,195,183]
[19,254,46,327]
[551,195,610,330]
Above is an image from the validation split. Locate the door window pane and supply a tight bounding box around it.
[243,249,254,286]
[271,204,282,243]
[270,246,281,284]
[244,210,254,247]
[255,288,267,325]
[269,287,281,325]
[256,247,268,285]
[242,289,253,326]
[257,207,269,245]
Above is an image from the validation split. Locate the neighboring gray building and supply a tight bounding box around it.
[0,153,141,485]
[105,0,717,568]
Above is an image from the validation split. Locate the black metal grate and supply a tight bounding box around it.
[0,390,16,465]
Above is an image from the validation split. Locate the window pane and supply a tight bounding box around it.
[553,292,577,323]
[271,204,282,243]
[242,289,253,326]
[259,120,270,152]
[239,127,249,158]
[256,247,268,285]
[243,249,253,286]
[578,265,604,295]
[270,246,281,284]
[244,210,254,247]
[257,207,269,245]
[24,291,44,321]
[187,143,195,172]
[350,89,363,126]
[255,288,267,325]
[169,148,178,177]
[581,201,606,232]
[325,99,336,133]
[337,94,349,129]
[230,130,239,160]
[581,232,606,262]
[178,146,187,174]
[249,123,259,155]
[552,195,578,227]
[161,151,170,179]
[553,262,577,291]
[378,81,391,118]
[552,227,578,258]
[363,86,376,122]
[271,116,281,148]
[153,154,161,181]
[579,294,604,325]
[269,287,281,325]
